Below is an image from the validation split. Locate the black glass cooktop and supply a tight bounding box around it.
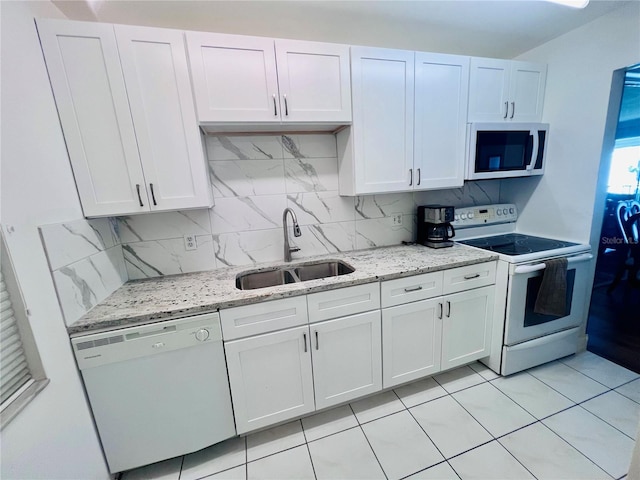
[458,233,579,256]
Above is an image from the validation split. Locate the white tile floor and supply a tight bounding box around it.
[122,351,640,480]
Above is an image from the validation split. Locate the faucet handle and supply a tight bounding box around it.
[290,246,301,253]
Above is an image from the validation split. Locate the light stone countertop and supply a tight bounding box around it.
[68,244,498,336]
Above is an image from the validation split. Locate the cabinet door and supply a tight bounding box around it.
[350,47,414,194]
[225,326,314,434]
[186,32,280,123]
[441,285,494,371]
[414,53,469,190]
[115,26,212,211]
[382,298,442,388]
[311,310,382,409]
[37,19,148,217]
[275,40,351,123]
[468,58,511,122]
[509,61,547,122]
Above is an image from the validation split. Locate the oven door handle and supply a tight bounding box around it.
[513,253,593,274]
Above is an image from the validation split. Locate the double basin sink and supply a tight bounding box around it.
[236,260,355,290]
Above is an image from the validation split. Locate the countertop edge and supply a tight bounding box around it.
[68,248,498,336]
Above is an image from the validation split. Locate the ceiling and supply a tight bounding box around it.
[51,0,634,58]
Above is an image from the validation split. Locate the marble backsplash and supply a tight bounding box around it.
[119,134,500,279]
[39,218,127,325]
[40,134,500,324]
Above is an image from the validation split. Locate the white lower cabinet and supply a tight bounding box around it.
[224,325,314,434]
[382,298,442,388]
[441,285,494,371]
[312,310,382,410]
[224,262,496,434]
[382,264,496,389]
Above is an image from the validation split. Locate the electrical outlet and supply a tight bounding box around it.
[392,213,403,226]
[184,235,197,251]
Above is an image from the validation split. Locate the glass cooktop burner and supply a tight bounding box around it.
[458,233,579,256]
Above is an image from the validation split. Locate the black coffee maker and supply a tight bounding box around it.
[417,205,456,248]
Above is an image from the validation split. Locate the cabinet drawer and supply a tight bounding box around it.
[443,262,496,295]
[307,283,380,323]
[220,296,308,340]
[381,271,443,308]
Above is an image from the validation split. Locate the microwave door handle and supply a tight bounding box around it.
[513,253,593,274]
[526,129,539,171]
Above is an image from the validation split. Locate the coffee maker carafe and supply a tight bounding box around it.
[417,205,456,248]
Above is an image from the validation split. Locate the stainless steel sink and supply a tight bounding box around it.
[235,268,299,290]
[293,261,355,281]
[235,260,355,290]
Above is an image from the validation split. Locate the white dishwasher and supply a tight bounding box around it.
[71,312,236,473]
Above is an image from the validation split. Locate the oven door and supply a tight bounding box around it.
[504,252,593,346]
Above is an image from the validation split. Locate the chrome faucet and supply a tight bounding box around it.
[283,208,302,262]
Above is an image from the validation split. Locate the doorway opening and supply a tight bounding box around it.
[587,63,640,373]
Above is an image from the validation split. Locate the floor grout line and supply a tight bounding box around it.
[299,416,318,480]
[348,403,389,480]
[536,419,615,478]
[574,402,638,441]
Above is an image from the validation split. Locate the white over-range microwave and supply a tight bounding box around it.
[466,123,549,180]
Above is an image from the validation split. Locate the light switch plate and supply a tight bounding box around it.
[392,213,403,226]
[184,235,197,251]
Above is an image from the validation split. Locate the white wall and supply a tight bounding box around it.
[500,2,640,243]
[0,1,109,478]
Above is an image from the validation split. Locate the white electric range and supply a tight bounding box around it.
[453,204,593,376]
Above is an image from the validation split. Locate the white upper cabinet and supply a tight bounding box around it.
[338,48,471,195]
[38,19,212,217]
[468,58,546,123]
[115,26,212,211]
[275,40,352,123]
[186,33,351,124]
[338,47,415,195]
[414,53,469,190]
[186,33,280,123]
[37,19,148,217]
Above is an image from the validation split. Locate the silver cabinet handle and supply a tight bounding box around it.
[504,101,509,119]
[446,301,451,318]
[149,183,157,206]
[510,102,515,119]
[273,94,278,116]
[303,332,307,353]
[438,302,443,319]
[136,184,144,207]
[417,168,421,186]
[404,285,423,293]
[464,273,480,280]
[284,94,288,116]
[409,169,413,186]
[315,331,319,350]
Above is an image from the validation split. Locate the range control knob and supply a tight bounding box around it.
[509,207,515,214]
[502,208,508,215]
[460,213,467,220]
[195,328,210,342]
[468,212,475,219]
[497,210,502,216]
[454,214,460,221]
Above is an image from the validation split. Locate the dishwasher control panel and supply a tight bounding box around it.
[72,312,222,370]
